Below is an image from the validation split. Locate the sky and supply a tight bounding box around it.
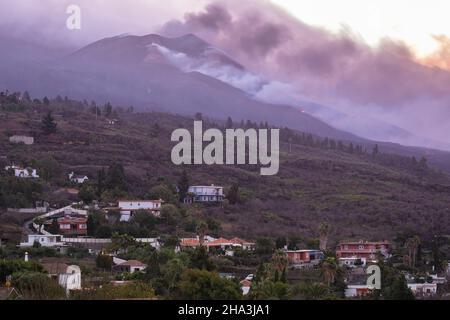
[272,0,450,57]
[3,0,449,54]
[2,0,449,58]
[1,0,450,148]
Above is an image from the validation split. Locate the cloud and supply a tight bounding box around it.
[159,0,450,147]
[419,35,450,71]
[0,0,208,48]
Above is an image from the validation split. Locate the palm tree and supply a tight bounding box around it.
[321,257,338,287]
[318,222,331,251]
[196,221,208,246]
[406,236,421,268]
[272,250,288,274]
[292,282,330,300]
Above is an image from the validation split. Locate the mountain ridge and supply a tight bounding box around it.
[1,33,450,166]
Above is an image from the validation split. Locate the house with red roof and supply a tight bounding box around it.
[57,216,87,236]
[336,240,390,263]
[113,259,148,274]
[284,249,324,268]
[179,236,255,256]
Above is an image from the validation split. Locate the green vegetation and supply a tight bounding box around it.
[176,269,242,300]
[41,111,57,135]
[1,90,450,300]
[12,272,66,300]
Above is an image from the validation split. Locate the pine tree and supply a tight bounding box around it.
[43,96,50,106]
[348,143,354,154]
[227,183,240,205]
[106,163,126,191]
[178,170,190,202]
[151,123,160,138]
[195,112,203,121]
[372,144,379,157]
[104,102,112,117]
[23,91,31,102]
[97,168,106,196]
[419,156,428,169]
[226,117,233,128]
[41,111,57,135]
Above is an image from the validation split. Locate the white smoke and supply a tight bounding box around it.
[148,42,266,93]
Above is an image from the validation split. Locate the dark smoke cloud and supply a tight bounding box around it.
[160,0,450,147]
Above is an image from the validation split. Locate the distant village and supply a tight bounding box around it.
[2,168,448,299]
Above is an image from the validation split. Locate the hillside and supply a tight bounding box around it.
[1,92,450,248]
[0,34,364,141]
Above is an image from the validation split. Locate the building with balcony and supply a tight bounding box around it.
[336,241,390,263]
[57,216,88,236]
[117,200,163,222]
[185,185,224,203]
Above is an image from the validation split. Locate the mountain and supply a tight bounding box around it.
[299,100,450,151]
[0,34,360,141]
[2,33,450,173]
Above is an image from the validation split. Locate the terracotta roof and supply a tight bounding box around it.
[180,238,200,247]
[57,216,87,224]
[180,237,255,247]
[118,260,147,267]
[285,249,322,253]
[229,237,255,245]
[206,238,233,247]
[338,241,389,245]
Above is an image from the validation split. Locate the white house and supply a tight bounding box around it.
[407,283,437,297]
[240,279,252,296]
[9,135,34,145]
[5,165,39,178]
[68,172,89,184]
[185,185,224,203]
[118,200,163,222]
[113,259,148,274]
[20,234,65,248]
[106,119,118,125]
[429,274,447,285]
[58,265,82,295]
[339,257,367,268]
